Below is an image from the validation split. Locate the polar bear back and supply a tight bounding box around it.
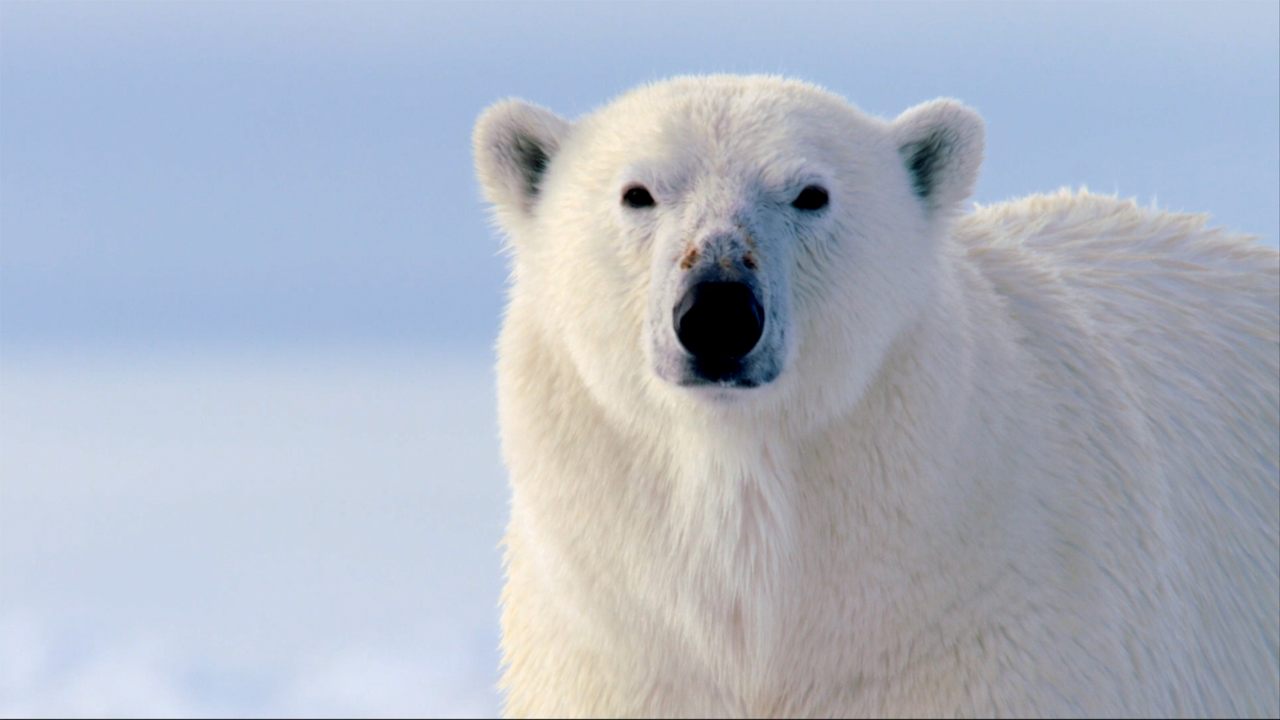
[958,190,1280,714]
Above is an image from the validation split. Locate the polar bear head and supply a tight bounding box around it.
[475,76,983,429]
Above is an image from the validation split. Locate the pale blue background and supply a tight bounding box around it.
[2,2,1277,717]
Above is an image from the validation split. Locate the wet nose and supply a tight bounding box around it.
[674,282,764,362]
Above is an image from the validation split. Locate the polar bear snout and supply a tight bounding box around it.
[651,222,789,392]
[663,260,783,390]
[674,281,764,367]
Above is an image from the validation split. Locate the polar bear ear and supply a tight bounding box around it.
[891,99,985,213]
[473,99,572,224]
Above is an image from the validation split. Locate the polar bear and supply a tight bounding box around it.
[473,76,1279,717]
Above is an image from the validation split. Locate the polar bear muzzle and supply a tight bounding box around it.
[666,253,781,390]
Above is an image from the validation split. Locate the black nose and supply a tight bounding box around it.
[674,282,764,362]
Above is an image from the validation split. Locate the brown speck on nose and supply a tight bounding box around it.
[719,255,733,269]
[680,246,700,270]
[743,252,757,270]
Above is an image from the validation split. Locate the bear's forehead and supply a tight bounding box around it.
[580,77,875,180]
[605,79,854,139]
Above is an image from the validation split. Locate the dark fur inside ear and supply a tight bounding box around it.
[510,134,551,199]
[473,100,571,222]
[899,129,956,206]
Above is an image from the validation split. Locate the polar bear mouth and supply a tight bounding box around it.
[672,280,776,388]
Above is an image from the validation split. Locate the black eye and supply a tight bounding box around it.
[792,185,829,211]
[623,186,655,208]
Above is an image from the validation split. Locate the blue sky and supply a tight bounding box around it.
[3,1,1277,349]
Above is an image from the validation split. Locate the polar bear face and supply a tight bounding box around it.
[475,77,983,427]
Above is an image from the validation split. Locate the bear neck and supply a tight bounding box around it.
[637,248,1025,672]
[500,240,1042,687]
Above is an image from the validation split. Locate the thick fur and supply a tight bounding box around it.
[474,76,1280,717]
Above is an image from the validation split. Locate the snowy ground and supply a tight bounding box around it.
[0,347,506,717]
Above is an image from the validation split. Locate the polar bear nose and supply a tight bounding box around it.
[674,282,764,362]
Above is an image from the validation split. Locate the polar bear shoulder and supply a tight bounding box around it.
[957,189,1280,715]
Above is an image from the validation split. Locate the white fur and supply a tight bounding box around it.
[473,76,1280,717]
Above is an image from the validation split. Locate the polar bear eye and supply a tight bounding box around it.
[622,186,656,209]
[792,185,829,211]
